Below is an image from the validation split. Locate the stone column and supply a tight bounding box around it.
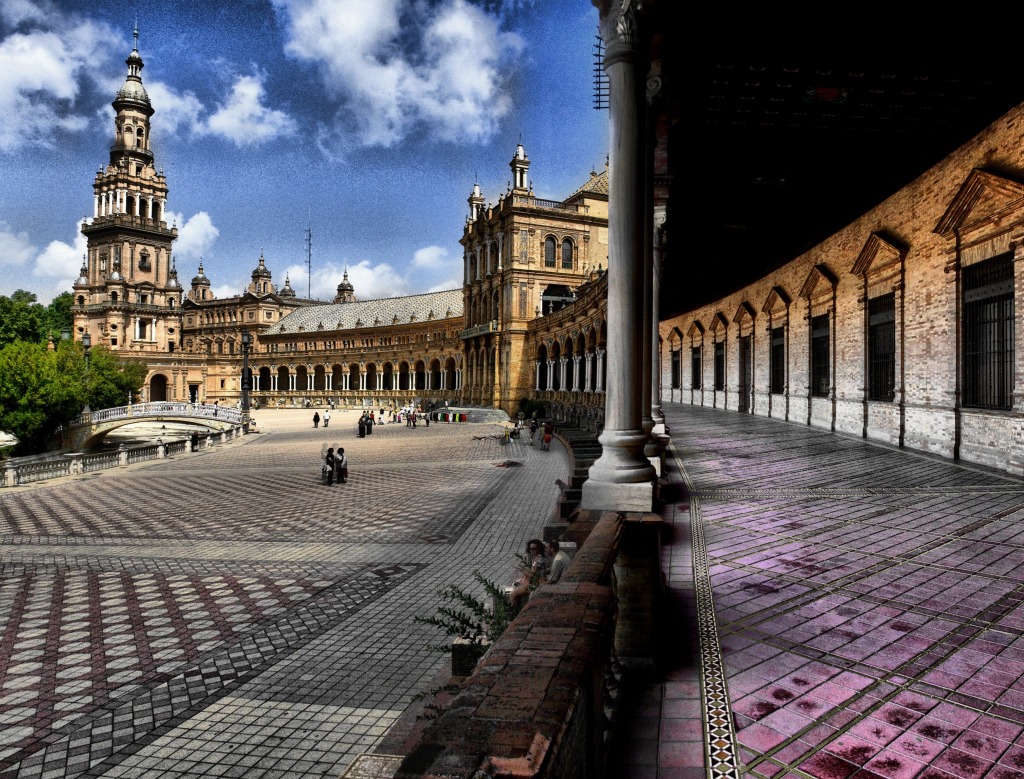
[581,1,655,512]
[651,212,666,431]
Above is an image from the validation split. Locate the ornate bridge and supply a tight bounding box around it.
[66,402,244,450]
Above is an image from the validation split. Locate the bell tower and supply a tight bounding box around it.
[75,26,180,354]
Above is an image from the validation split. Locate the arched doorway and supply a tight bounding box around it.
[149,374,168,401]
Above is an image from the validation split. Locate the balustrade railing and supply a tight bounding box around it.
[75,402,243,428]
[2,422,245,488]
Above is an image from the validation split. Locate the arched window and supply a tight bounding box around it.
[544,236,556,267]
[561,238,573,269]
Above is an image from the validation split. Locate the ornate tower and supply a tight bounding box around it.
[75,27,179,353]
[246,252,276,296]
[334,270,356,303]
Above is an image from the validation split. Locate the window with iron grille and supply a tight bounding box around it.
[544,237,556,267]
[561,239,573,269]
[714,340,725,391]
[770,326,785,394]
[868,293,895,401]
[691,347,701,389]
[963,253,1014,409]
[810,314,830,397]
[671,350,680,389]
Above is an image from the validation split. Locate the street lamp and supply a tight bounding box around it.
[241,330,252,433]
[82,332,92,414]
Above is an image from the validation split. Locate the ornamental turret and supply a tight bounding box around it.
[510,142,530,192]
[248,251,275,296]
[190,261,212,302]
[334,270,356,303]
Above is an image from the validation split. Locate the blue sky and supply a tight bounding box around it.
[0,0,609,304]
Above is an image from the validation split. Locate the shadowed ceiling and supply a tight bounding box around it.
[661,57,1024,317]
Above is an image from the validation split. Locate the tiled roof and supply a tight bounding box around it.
[272,289,464,334]
[567,167,609,200]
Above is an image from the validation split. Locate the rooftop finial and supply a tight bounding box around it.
[133,20,139,50]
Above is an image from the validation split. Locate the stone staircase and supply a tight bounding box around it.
[547,423,601,532]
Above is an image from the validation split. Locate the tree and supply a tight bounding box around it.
[0,340,85,454]
[0,290,44,348]
[43,293,74,341]
[85,347,148,410]
[0,290,74,347]
[0,339,147,456]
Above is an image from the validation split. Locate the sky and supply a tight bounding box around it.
[0,0,609,304]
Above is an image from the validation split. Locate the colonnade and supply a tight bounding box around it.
[94,191,167,220]
[535,349,606,393]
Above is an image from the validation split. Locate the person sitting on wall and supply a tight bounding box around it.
[542,540,572,585]
[509,539,551,612]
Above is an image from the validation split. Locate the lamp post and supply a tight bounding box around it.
[82,332,92,414]
[241,330,252,433]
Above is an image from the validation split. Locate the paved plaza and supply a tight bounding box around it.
[9,402,1024,779]
[0,409,563,779]
[637,403,1024,779]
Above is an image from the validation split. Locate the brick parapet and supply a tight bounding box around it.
[395,513,628,779]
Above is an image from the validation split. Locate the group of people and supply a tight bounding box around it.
[323,447,348,485]
[522,418,554,449]
[509,538,572,611]
[312,409,331,428]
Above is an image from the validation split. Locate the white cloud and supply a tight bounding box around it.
[144,81,205,137]
[411,245,449,269]
[0,224,35,271]
[275,0,523,153]
[0,219,85,302]
[0,6,119,152]
[283,259,415,302]
[205,73,297,146]
[166,211,220,263]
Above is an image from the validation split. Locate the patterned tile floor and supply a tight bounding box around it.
[0,409,563,778]
[616,403,1024,779]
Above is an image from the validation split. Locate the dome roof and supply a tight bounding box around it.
[337,269,354,292]
[191,261,210,286]
[251,253,272,279]
[114,48,151,108]
[280,273,296,297]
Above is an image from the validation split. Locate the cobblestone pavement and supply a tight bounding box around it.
[0,409,564,779]
[640,403,1024,779]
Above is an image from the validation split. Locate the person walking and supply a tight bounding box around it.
[324,447,336,486]
[313,411,320,428]
[323,409,331,428]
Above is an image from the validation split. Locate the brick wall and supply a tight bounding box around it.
[660,103,1024,477]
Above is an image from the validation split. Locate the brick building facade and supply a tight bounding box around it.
[660,104,1024,476]
[72,37,612,420]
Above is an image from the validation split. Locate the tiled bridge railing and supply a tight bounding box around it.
[1,427,244,488]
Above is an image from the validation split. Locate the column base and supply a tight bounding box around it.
[580,479,654,512]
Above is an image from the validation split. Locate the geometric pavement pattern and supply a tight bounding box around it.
[670,404,1024,779]
[0,412,561,778]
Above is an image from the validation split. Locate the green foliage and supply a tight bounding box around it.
[414,571,513,652]
[0,339,147,455]
[0,290,75,348]
[0,340,85,454]
[412,571,514,720]
[43,293,74,340]
[85,347,148,410]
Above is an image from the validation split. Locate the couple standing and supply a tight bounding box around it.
[324,447,348,485]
